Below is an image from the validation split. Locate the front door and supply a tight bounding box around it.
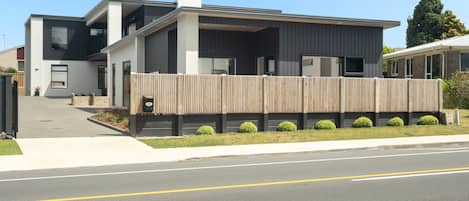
[123,61,131,108]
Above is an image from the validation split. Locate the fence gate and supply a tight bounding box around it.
[0,75,18,138]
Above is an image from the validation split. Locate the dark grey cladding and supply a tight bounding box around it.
[144,16,383,77]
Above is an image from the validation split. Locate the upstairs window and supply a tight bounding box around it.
[461,53,469,72]
[51,27,68,50]
[90,28,106,37]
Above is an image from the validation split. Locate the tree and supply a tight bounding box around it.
[407,0,445,47]
[382,45,395,73]
[441,10,468,39]
[444,73,469,109]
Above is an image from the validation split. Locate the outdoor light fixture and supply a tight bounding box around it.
[142,96,154,113]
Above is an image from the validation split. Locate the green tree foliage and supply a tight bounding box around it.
[382,45,395,73]
[441,10,468,39]
[406,0,445,47]
[444,73,469,109]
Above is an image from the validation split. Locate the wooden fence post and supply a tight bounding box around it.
[175,74,184,136]
[338,77,345,128]
[261,75,269,131]
[407,79,413,125]
[437,79,444,122]
[374,77,380,126]
[301,76,308,130]
[219,74,228,133]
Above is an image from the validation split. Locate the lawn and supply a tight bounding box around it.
[140,110,469,149]
[0,140,22,155]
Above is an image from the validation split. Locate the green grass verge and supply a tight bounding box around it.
[140,110,469,149]
[0,140,22,155]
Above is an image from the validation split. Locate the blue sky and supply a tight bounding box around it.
[0,0,468,50]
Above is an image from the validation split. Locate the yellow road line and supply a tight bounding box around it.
[41,166,469,201]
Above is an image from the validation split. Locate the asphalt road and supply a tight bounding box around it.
[1,144,469,201]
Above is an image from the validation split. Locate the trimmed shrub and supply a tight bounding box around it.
[417,115,439,125]
[196,125,216,135]
[314,120,336,130]
[352,117,373,128]
[387,117,405,127]
[239,122,258,133]
[277,121,297,132]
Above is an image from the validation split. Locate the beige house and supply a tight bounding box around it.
[384,35,469,79]
[0,45,24,71]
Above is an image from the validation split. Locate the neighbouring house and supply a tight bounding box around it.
[25,0,399,105]
[0,45,24,71]
[384,35,469,79]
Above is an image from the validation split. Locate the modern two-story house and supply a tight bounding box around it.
[25,0,399,107]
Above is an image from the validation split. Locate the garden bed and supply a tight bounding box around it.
[90,110,129,132]
[140,110,469,149]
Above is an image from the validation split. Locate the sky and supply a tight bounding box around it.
[0,0,468,51]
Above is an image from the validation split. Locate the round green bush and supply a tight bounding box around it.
[314,120,336,130]
[352,117,373,128]
[387,117,405,127]
[196,125,216,135]
[277,121,297,132]
[239,122,258,133]
[417,115,439,125]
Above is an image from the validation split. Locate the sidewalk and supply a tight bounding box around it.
[1,135,469,172]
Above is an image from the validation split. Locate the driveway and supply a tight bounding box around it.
[18,96,121,138]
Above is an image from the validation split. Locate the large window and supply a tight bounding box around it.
[345,57,364,77]
[97,66,107,90]
[51,27,68,50]
[302,56,340,77]
[51,65,68,89]
[461,53,469,72]
[405,58,413,79]
[199,58,235,75]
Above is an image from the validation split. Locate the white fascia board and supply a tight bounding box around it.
[383,45,448,60]
[85,0,108,26]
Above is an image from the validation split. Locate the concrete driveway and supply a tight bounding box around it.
[18,96,122,138]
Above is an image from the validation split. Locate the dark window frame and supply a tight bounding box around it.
[344,57,365,77]
[460,53,469,72]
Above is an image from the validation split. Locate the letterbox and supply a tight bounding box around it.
[142,96,154,113]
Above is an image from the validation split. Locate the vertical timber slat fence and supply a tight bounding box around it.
[130,73,442,116]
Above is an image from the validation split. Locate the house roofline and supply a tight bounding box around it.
[0,45,24,54]
[102,7,399,52]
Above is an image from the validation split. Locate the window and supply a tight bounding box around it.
[90,28,106,37]
[198,57,235,75]
[405,58,413,78]
[98,66,107,90]
[389,60,398,76]
[345,57,364,76]
[17,61,24,72]
[426,54,442,79]
[461,53,469,72]
[302,56,340,77]
[51,65,68,89]
[426,56,432,79]
[51,27,68,50]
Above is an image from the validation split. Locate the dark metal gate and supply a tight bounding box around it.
[0,74,18,138]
